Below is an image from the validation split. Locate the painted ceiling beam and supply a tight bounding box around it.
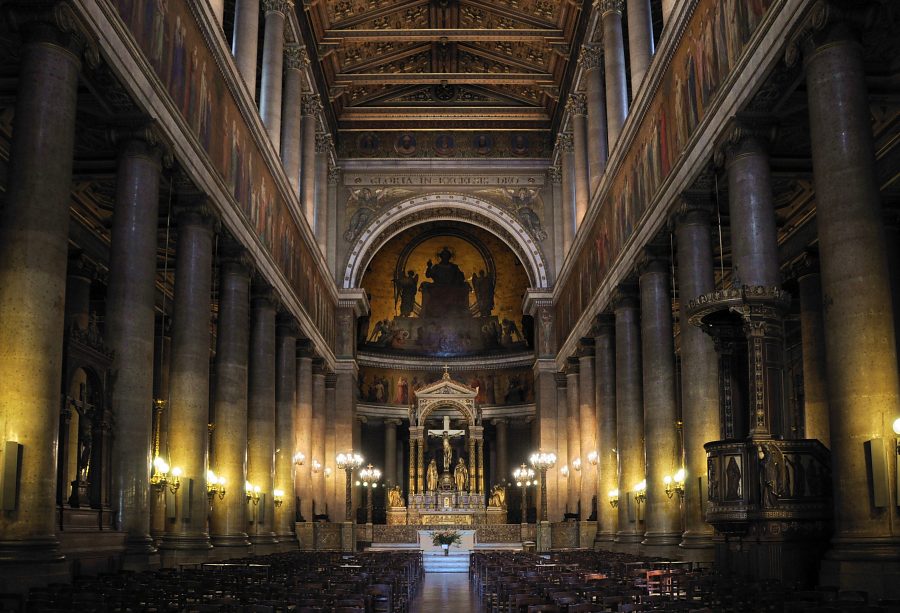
[322,28,565,43]
[334,72,554,85]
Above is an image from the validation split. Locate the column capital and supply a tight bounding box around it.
[276,311,300,337]
[611,282,640,310]
[384,418,403,427]
[594,312,616,334]
[555,131,574,154]
[315,131,333,154]
[284,44,310,71]
[312,357,327,376]
[67,251,101,282]
[262,0,294,16]
[6,0,99,66]
[566,355,580,373]
[174,198,221,233]
[788,249,821,281]
[491,418,509,427]
[251,279,281,310]
[546,165,562,184]
[301,93,322,117]
[578,44,604,71]
[714,118,776,168]
[296,338,314,359]
[108,121,171,167]
[328,163,341,185]
[219,237,254,272]
[785,0,880,67]
[636,242,670,277]
[594,0,624,16]
[565,93,588,117]
[671,192,715,226]
[577,337,596,357]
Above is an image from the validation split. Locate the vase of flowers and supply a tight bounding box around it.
[431,529,462,556]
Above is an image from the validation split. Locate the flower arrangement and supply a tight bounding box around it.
[431,529,462,548]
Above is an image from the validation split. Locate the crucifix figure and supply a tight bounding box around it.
[427,415,465,472]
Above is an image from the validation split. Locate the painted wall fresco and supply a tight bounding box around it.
[112,0,334,345]
[554,0,774,345]
[360,223,530,357]
[358,366,534,406]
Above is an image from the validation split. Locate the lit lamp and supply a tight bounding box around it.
[246,481,261,505]
[150,456,181,495]
[529,450,557,522]
[634,479,647,506]
[358,464,381,524]
[311,459,322,473]
[293,452,305,466]
[324,467,333,478]
[273,489,285,508]
[206,470,226,502]
[608,488,619,508]
[336,451,364,521]
[664,468,686,500]
[587,451,598,467]
[560,465,569,478]
[513,463,536,524]
[572,457,582,472]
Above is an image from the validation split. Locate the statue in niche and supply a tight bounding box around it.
[77,413,93,483]
[758,444,783,508]
[388,484,405,508]
[488,484,506,508]
[426,458,439,492]
[725,456,742,500]
[393,270,419,317]
[471,269,496,317]
[707,457,719,502]
[454,457,469,492]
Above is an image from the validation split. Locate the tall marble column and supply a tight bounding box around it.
[314,132,331,254]
[384,419,401,488]
[600,0,629,150]
[106,133,163,567]
[274,314,297,547]
[324,373,339,517]
[565,358,582,516]
[566,94,590,228]
[159,203,217,565]
[557,132,576,252]
[0,15,81,580]
[626,0,655,93]
[799,13,900,582]
[209,245,251,555]
[232,0,260,100]
[310,359,327,516]
[246,284,278,551]
[294,343,313,521]
[300,94,320,224]
[493,419,509,485]
[577,339,598,517]
[548,167,565,276]
[638,250,680,548]
[281,45,306,195]
[613,285,644,544]
[593,314,617,542]
[580,44,608,189]
[794,254,830,446]
[260,0,289,150]
[673,197,718,551]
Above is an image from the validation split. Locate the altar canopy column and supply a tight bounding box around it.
[300,94,320,224]
[580,44,608,189]
[601,0,629,150]
[567,94,590,228]
[477,435,485,496]
[557,132,576,252]
[798,11,900,585]
[274,314,297,546]
[626,0,655,94]
[232,0,260,100]
[209,244,251,555]
[594,315,617,543]
[281,45,305,195]
[310,360,326,516]
[295,343,313,522]
[577,340,598,517]
[467,433,476,494]
[384,419,400,488]
[565,358,581,516]
[614,285,644,544]
[0,12,81,581]
[794,254,830,446]
[639,249,680,548]
[160,203,217,565]
[493,419,509,485]
[259,0,288,150]
[673,197,718,551]
[106,133,163,567]
[247,284,278,551]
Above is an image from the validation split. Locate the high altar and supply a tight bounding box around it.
[386,369,506,525]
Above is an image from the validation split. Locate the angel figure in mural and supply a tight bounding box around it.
[454,457,469,492]
[471,269,496,317]
[343,206,373,242]
[426,458,439,492]
[393,270,419,317]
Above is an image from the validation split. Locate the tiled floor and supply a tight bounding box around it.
[410,572,482,612]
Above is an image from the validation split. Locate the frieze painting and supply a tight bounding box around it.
[358,366,533,407]
[554,0,774,345]
[111,0,334,345]
[360,223,530,357]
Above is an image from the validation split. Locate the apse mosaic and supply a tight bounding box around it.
[359,223,530,357]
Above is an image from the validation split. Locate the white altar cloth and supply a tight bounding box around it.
[417,529,476,552]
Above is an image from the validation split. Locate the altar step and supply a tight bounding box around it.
[423,552,470,573]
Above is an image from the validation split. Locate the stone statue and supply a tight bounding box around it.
[442,433,453,471]
[454,457,469,492]
[426,458,439,492]
[393,270,418,317]
[488,484,506,508]
[388,484,404,508]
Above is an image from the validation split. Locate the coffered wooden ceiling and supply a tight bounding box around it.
[299,0,587,140]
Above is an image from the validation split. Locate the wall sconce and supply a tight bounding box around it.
[634,479,647,505]
[273,489,284,507]
[150,456,181,494]
[560,465,569,478]
[293,452,305,466]
[608,488,619,508]
[571,458,582,472]
[246,482,261,505]
[586,451,598,467]
[312,459,322,473]
[206,470,226,501]
[664,468,686,500]
[324,467,333,478]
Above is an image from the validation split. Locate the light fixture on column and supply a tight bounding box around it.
[150,456,180,495]
[293,451,306,466]
[586,451,598,466]
[324,467,333,478]
[664,468,685,500]
[529,450,557,522]
[608,488,619,508]
[206,470,226,501]
[560,465,569,478]
[572,457,582,472]
[273,489,284,507]
[513,463,536,524]
[634,479,647,505]
[311,459,322,473]
[359,464,381,524]
[336,451,364,521]
[246,481,261,505]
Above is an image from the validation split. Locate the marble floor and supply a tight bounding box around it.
[410,572,482,612]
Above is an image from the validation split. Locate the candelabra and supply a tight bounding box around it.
[273,489,284,507]
[246,481,261,505]
[664,468,686,500]
[634,479,647,506]
[293,451,305,466]
[608,488,619,508]
[206,469,226,503]
[150,456,181,495]
[358,464,381,524]
[336,451,364,521]
[529,450,556,522]
[513,463,536,524]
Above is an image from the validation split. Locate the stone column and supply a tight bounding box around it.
[600,0,629,150]
[159,203,217,565]
[565,358,582,516]
[580,44,608,189]
[477,438,485,496]
[798,13,900,581]
[638,250,680,548]
[794,254,830,446]
[626,0,654,94]
[259,0,288,149]
[327,165,340,271]
[246,284,278,551]
[232,0,260,100]
[281,45,306,195]
[673,197,718,551]
[557,132,576,252]
[150,321,171,541]
[300,94,320,224]
[314,133,331,254]
[295,343,313,521]
[467,436,475,494]
[310,360,326,516]
[209,245,252,555]
[384,419,401,488]
[324,373,339,517]
[274,314,297,547]
[548,167,565,276]
[613,285,644,544]
[0,13,81,581]
[493,419,509,485]
[566,94,590,228]
[105,133,163,567]
[577,339,598,517]
[593,314,617,542]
